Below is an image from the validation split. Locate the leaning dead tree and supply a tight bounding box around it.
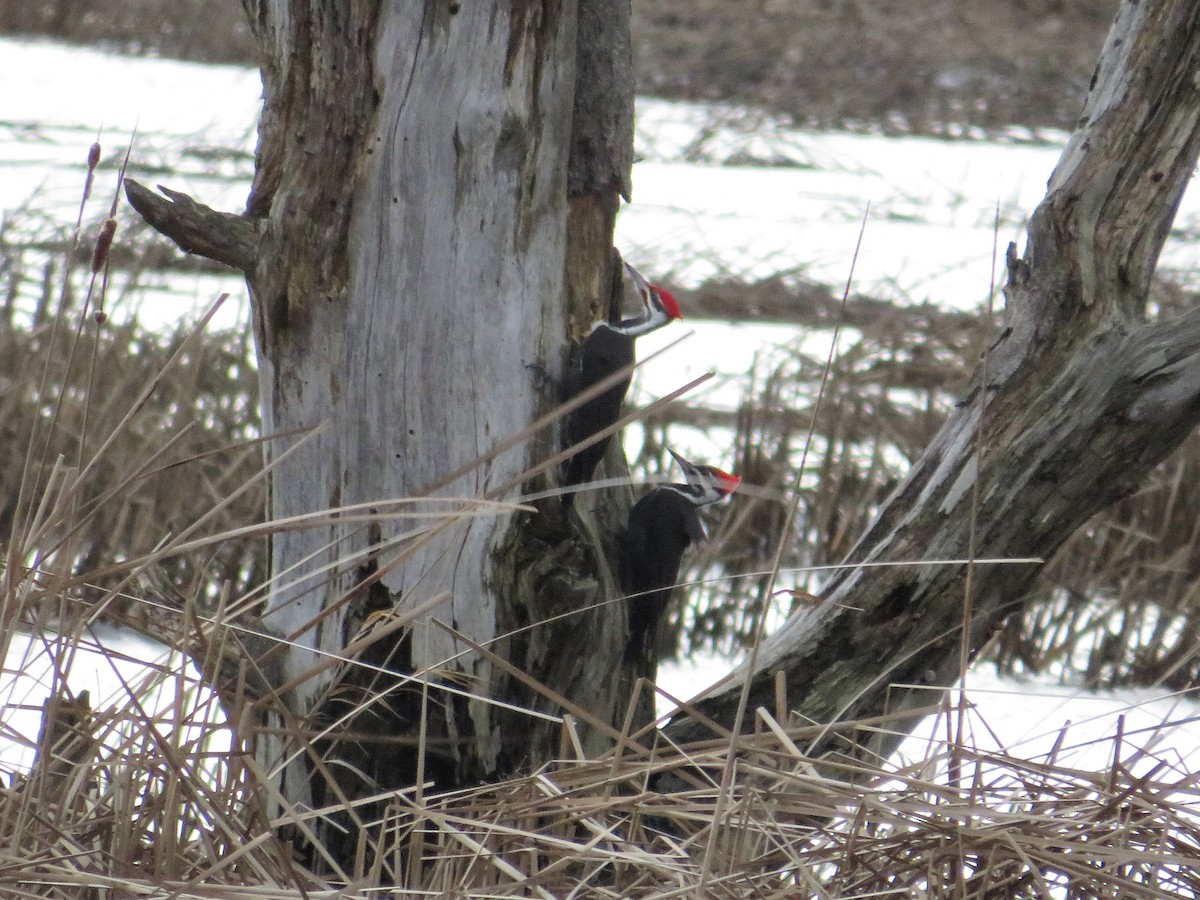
[125,0,1199,870]
[669,0,1200,760]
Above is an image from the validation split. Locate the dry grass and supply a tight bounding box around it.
[5,638,1199,896]
[0,141,291,895]
[1,144,1198,898]
[633,0,1117,136]
[0,0,256,64]
[0,152,265,631]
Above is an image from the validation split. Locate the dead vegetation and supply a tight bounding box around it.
[4,142,1200,689]
[0,137,1197,895]
[0,0,256,64]
[5,608,1199,897]
[634,0,1119,135]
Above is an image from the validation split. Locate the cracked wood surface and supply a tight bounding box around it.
[131,3,639,843]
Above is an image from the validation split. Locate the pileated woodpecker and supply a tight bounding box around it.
[562,262,682,502]
[620,448,740,661]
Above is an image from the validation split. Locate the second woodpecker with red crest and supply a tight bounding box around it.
[620,448,741,661]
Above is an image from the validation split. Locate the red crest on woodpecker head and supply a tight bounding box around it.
[668,448,741,504]
[653,285,683,321]
[712,468,742,497]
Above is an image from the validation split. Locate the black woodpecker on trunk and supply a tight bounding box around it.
[620,448,741,662]
[562,262,682,504]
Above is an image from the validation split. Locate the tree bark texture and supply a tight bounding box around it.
[223,0,640,844]
[668,0,1200,772]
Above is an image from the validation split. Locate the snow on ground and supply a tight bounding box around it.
[629,99,1200,294]
[1,626,227,775]
[4,36,1197,314]
[659,652,1200,784]
[901,667,1200,775]
[0,39,258,234]
[6,626,1199,791]
[2,38,1199,788]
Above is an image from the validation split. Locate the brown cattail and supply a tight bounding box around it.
[83,142,101,204]
[91,217,117,274]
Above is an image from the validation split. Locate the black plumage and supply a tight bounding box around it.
[619,449,740,661]
[562,262,681,505]
[563,323,635,494]
[620,486,707,660]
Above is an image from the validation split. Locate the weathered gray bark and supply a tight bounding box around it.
[668,0,1200,768]
[162,0,646,869]
[236,0,641,834]
[132,0,639,863]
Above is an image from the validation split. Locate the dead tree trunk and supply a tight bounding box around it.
[668,0,1200,767]
[236,0,646,823]
[129,0,647,863]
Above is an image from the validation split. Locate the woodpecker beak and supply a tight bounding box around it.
[623,261,652,306]
[667,449,741,499]
[624,261,683,321]
[667,447,694,474]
